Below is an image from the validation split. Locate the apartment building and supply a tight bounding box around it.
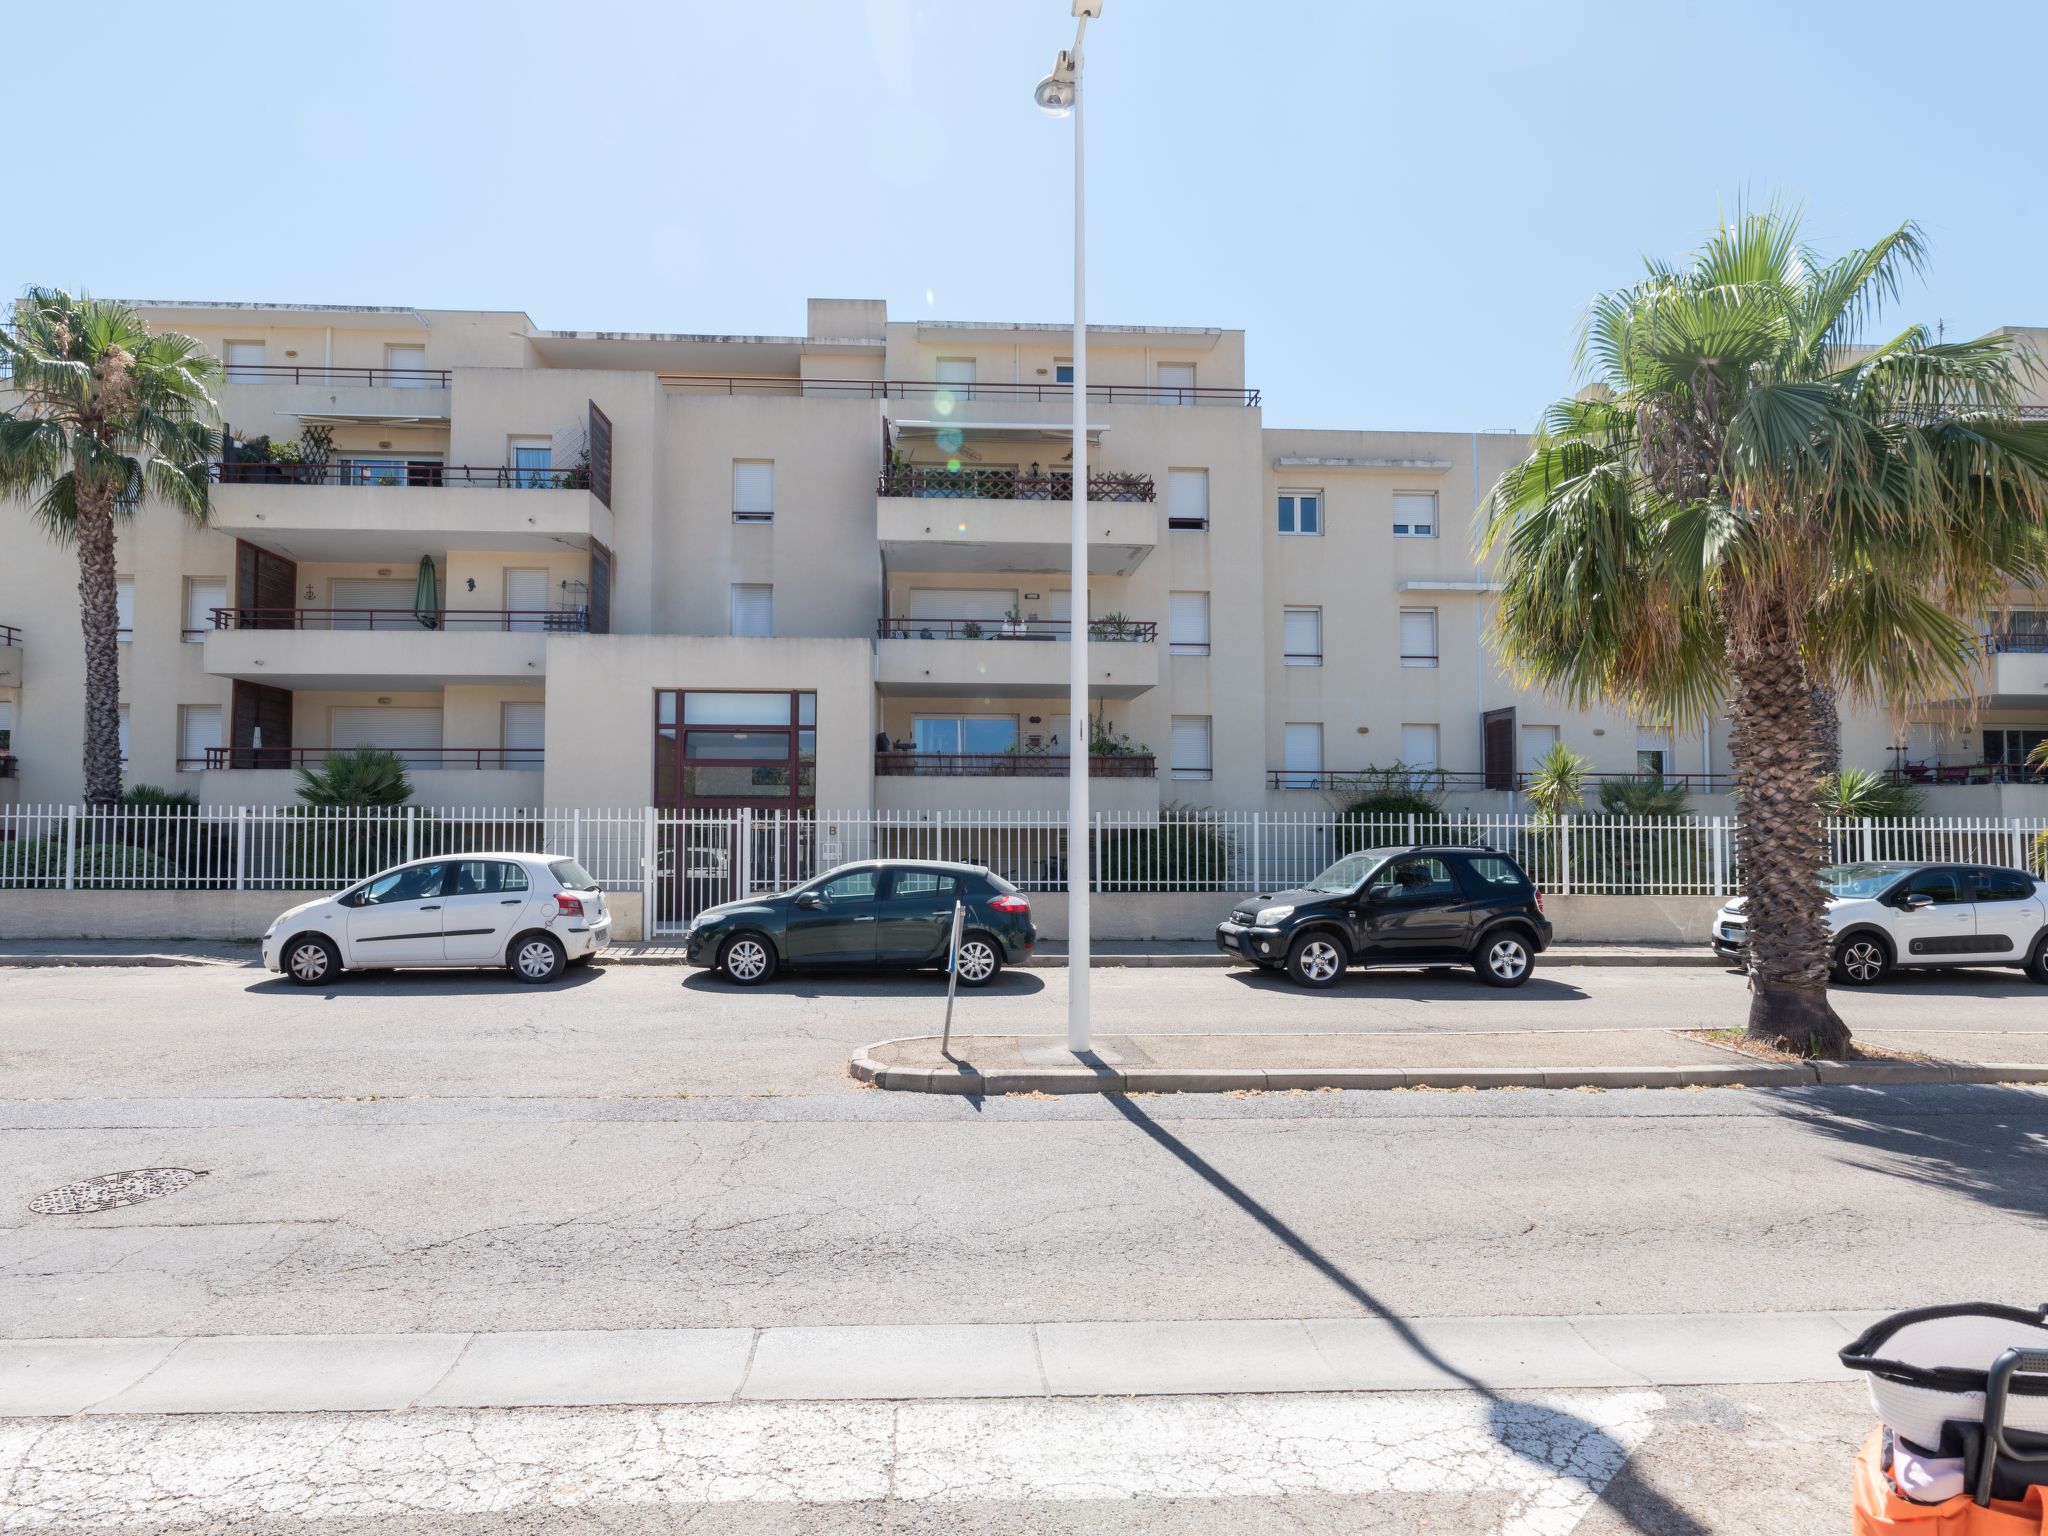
[2,299,2044,817]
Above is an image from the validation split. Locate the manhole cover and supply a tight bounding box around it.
[29,1168,208,1215]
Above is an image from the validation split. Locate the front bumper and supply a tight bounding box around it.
[1215,921,1285,962]
[260,933,283,972]
[1712,915,1747,956]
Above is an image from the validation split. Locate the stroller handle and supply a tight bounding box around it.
[1978,1348,2048,1506]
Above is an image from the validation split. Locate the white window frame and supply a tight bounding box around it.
[732,459,775,524]
[1168,591,1211,656]
[1399,723,1440,777]
[178,704,222,772]
[1053,357,1074,385]
[1277,490,1322,537]
[1167,468,1210,531]
[1282,722,1324,789]
[115,577,134,642]
[730,583,773,638]
[223,341,266,382]
[182,577,227,643]
[1283,606,1323,667]
[1156,361,1196,404]
[936,357,977,402]
[1399,608,1439,668]
[384,344,428,386]
[1170,715,1213,781]
[1393,490,1438,539]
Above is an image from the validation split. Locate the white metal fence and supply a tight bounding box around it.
[7,804,2044,936]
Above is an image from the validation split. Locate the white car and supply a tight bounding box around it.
[262,853,611,986]
[1714,861,2048,986]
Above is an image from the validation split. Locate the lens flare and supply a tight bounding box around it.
[934,392,956,417]
[936,427,963,453]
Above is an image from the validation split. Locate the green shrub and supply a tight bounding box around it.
[1094,805,1232,890]
[0,836,182,886]
[1596,775,1693,817]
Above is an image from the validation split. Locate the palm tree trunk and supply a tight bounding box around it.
[1725,586,1851,1056]
[74,487,124,805]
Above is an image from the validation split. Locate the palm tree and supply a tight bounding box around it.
[1483,210,2048,1053]
[1523,741,1590,823]
[0,289,218,803]
[294,748,414,809]
[1815,767,1924,820]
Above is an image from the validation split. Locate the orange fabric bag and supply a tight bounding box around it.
[1857,1427,2048,1534]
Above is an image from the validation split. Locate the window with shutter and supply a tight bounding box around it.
[179,705,221,769]
[1283,607,1322,666]
[116,578,134,640]
[1283,723,1323,787]
[224,342,265,382]
[117,705,130,761]
[184,579,227,642]
[936,358,977,401]
[732,460,775,523]
[1519,724,1560,776]
[1399,609,1438,667]
[1393,491,1437,538]
[730,584,773,637]
[1400,723,1439,772]
[501,702,545,772]
[1168,592,1210,655]
[384,345,427,386]
[1167,469,1209,530]
[1156,362,1195,403]
[1170,716,1212,780]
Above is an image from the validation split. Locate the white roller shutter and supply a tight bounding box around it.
[1170,715,1212,780]
[503,568,548,631]
[1399,609,1438,666]
[501,702,544,772]
[1400,724,1439,771]
[1167,469,1209,528]
[1168,592,1210,654]
[329,707,442,764]
[330,578,418,630]
[1283,608,1322,664]
[732,460,775,521]
[180,705,222,767]
[1283,723,1322,780]
[730,584,773,637]
[1520,725,1560,775]
[907,589,1015,624]
[185,579,226,640]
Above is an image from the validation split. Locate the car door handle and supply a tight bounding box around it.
[420,904,440,911]
[852,915,876,922]
[500,899,520,905]
[929,911,953,918]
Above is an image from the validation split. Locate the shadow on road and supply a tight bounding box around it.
[1222,968,1590,1002]
[1836,968,2047,1000]
[679,968,1046,1000]
[1769,1082,2048,1227]
[246,964,609,998]
[1105,1094,1706,1536]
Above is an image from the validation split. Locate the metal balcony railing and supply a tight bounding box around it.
[199,747,542,770]
[1265,768,1741,792]
[1886,762,2047,786]
[210,607,590,633]
[661,375,1260,406]
[222,364,451,387]
[876,467,1155,502]
[0,623,20,647]
[876,616,1157,642]
[208,462,588,489]
[876,752,1155,779]
[1983,628,2048,655]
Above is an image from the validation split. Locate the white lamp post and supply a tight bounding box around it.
[1035,0,1101,1055]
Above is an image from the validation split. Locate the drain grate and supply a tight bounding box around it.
[29,1168,209,1215]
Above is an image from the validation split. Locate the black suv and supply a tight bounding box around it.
[1215,846,1552,988]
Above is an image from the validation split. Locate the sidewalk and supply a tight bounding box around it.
[853,1027,2048,1094]
[0,937,1719,969]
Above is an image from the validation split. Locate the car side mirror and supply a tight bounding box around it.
[794,892,822,910]
[1899,892,1933,911]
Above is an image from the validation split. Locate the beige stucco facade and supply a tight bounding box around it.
[3,297,2044,818]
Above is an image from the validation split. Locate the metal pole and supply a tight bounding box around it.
[1066,23,1092,1055]
[941,898,966,1056]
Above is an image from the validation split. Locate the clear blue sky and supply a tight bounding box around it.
[9,0,2045,430]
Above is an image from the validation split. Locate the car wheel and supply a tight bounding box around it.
[1475,932,1534,988]
[283,933,341,987]
[509,932,567,984]
[719,932,777,986]
[1286,933,1346,989]
[2025,936,2048,986]
[1832,934,1889,987]
[953,933,1003,988]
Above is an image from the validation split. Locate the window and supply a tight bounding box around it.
[384,344,427,385]
[1277,491,1321,536]
[1986,728,2048,776]
[1464,855,1533,893]
[1054,358,1074,385]
[116,578,134,641]
[1399,609,1438,667]
[1168,592,1211,656]
[357,862,451,906]
[1972,868,2037,903]
[1156,362,1195,403]
[329,706,442,764]
[1400,724,1439,773]
[0,699,12,753]
[1283,723,1323,788]
[1393,491,1437,538]
[936,357,977,401]
[1283,607,1323,666]
[1899,868,1967,906]
[224,342,265,382]
[508,436,552,489]
[1171,715,1213,780]
[501,701,544,772]
[1366,855,1458,903]
[178,705,221,770]
[816,869,880,902]
[1167,469,1210,531]
[730,584,773,637]
[892,869,963,899]
[1519,724,1560,776]
[117,704,131,761]
[912,716,1019,756]
[1636,730,1672,781]
[732,459,775,524]
[655,690,816,807]
[183,578,226,642]
[452,860,530,895]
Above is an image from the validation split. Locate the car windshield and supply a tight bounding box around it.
[1818,862,1915,899]
[1307,852,1388,893]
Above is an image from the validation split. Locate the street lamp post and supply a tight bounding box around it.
[1035,1,1101,1055]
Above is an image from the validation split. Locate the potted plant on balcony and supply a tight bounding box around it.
[961,620,984,640]
[1088,611,1137,642]
[1000,602,1027,639]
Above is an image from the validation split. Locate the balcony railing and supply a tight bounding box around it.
[1266,769,1741,793]
[197,747,542,770]
[210,607,590,633]
[877,616,1157,642]
[662,375,1260,407]
[0,623,19,647]
[1983,628,2048,655]
[877,468,1155,502]
[209,462,587,489]
[876,752,1156,779]
[1887,762,2046,787]
[223,364,451,388]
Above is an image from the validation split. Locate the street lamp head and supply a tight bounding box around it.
[1034,52,1077,116]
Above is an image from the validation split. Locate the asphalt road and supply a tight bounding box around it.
[3,962,2041,1532]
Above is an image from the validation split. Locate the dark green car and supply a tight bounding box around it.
[684,860,1036,986]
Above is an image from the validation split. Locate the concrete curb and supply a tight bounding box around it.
[848,1037,2048,1095]
[0,953,248,969]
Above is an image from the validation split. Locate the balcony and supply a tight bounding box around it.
[660,375,1259,407]
[202,607,579,689]
[186,749,544,809]
[877,468,1159,576]
[0,623,19,688]
[1977,629,2048,710]
[873,617,1158,699]
[206,464,612,562]
[197,746,539,770]
[874,750,1160,816]
[221,363,452,428]
[1266,769,1740,793]
[877,751,1155,778]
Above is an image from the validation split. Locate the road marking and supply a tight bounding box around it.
[0,1390,1662,1534]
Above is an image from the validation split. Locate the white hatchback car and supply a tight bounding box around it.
[1713,860,2048,986]
[262,853,610,986]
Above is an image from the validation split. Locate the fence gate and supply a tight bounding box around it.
[653,812,737,933]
